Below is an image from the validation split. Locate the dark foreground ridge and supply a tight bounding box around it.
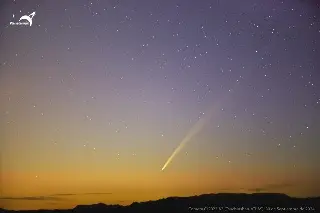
[1,193,319,213]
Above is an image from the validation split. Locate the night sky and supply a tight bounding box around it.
[1,0,320,210]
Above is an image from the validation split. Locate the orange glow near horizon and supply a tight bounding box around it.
[2,163,320,210]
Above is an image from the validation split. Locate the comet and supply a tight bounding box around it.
[161,106,216,171]
[160,73,242,172]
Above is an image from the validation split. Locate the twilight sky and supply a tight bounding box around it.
[1,0,320,210]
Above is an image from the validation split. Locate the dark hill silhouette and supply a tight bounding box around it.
[1,193,319,213]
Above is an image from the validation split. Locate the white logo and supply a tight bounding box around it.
[10,12,36,26]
